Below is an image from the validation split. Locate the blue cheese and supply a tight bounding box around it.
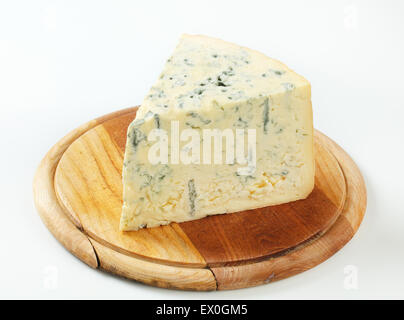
[120,34,314,231]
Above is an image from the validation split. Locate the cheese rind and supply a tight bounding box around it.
[120,35,314,231]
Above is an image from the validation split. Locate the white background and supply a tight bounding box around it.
[0,0,403,299]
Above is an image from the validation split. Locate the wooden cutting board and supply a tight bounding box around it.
[33,107,366,290]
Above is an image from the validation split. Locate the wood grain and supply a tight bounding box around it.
[211,130,367,290]
[180,139,345,266]
[33,107,366,290]
[54,109,345,268]
[90,239,216,291]
[315,131,367,231]
[33,119,99,268]
[55,123,207,267]
[32,107,137,269]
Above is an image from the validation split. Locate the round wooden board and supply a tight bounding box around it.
[33,107,367,291]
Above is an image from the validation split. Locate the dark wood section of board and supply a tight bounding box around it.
[179,186,338,267]
[36,105,365,290]
[101,108,137,153]
[210,214,355,289]
[99,108,341,267]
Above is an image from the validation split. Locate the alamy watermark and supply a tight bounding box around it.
[344,4,358,30]
[147,121,257,176]
[344,265,358,290]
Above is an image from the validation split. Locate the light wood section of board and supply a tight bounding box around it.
[33,107,366,290]
[32,107,137,270]
[90,239,216,291]
[54,124,207,267]
[33,119,100,269]
[53,109,345,267]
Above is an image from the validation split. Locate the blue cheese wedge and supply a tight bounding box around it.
[120,34,314,231]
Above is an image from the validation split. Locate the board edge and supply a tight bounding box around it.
[211,130,367,290]
[33,107,218,290]
[33,107,366,291]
